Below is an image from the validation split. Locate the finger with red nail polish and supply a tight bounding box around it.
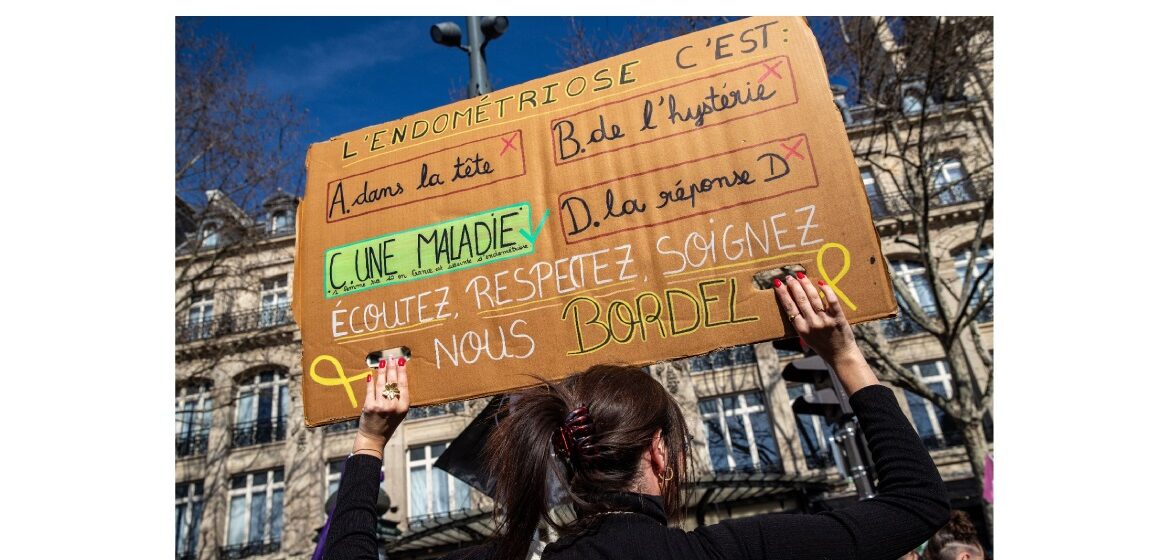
[364,362,377,404]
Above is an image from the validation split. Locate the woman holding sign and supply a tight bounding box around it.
[324,272,950,560]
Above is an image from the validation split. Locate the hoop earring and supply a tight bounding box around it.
[658,466,674,483]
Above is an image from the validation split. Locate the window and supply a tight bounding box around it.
[861,168,889,217]
[407,442,472,522]
[903,361,963,450]
[901,89,924,115]
[932,157,972,205]
[186,291,214,340]
[325,458,344,509]
[232,370,288,447]
[176,382,213,457]
[688,345,757,373]
[326,458,344,497]
[892,260,936,312]
[326,457,389,512]
[698,392,783,474]
[175,480,204,560]
[953,243,994,323]
[270,211,291,235]
[201,221,219,248]
[785,383,835,469]
[885,260,935,338]
[223,469,284,559]
[259,275,290,328]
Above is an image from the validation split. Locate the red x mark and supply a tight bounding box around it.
[500,133,519,156]
[758,60,784,83]
[781,138,804,160]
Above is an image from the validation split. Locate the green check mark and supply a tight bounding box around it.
[519,207,551,246]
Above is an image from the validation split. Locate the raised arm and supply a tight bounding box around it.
[323,357,411,560]
[689,273,950,560]
[775,272,877,396]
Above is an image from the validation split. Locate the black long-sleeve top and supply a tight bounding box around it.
[323,384,950,560]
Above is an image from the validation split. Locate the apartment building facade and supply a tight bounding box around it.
[174,145,992,560]
[175,16,992,560]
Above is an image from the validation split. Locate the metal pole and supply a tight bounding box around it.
[825,363,877,500]
[465,16,492,96]
[834,421,876,499]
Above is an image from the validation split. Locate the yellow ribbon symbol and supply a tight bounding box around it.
[816,242,858,311]
[309,354,371,409]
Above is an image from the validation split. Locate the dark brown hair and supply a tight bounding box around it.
[483,364,691,560]
[922,510,984,560]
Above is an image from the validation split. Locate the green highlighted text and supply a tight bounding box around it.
[324,202,547,298]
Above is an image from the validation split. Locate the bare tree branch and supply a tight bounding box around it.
[855,325,949,410]
[890,274,944,335]
[830,15,994,533]
[969,322,992,371]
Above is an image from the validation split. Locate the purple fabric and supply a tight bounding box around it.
[313,455,379,560]
[983,453,993,503]
[311,514,334,560]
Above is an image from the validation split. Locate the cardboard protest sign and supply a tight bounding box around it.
[294,16,896,427]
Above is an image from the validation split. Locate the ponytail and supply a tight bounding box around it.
[483,365,691,559]
[484,382,572,560]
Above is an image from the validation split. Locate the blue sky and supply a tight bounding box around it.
[194,17,690,149]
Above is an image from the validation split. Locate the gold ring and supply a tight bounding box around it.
[381,383,400,400]
[788,313,800,321]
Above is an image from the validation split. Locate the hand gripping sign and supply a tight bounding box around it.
[294,17,896,427]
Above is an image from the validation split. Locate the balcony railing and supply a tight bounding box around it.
[689,345,758,372]
[268,224,294,238]
[218,540,281,560]
[231,419,286,448]
[881,313,927,339]
[323,419,359,433]
[882,302,991,339]
[407,506,478,527]
[177,303,293,343]
[710,459,785,476]
[407,401,466,420]
[920,429,965,451]
[176,429,210,458]
[867,182,986,220]
[804,452,836,470]
[177,221,296,256]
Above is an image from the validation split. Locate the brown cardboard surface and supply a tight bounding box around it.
[293,17,897,427]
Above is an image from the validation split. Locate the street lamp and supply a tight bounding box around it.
[431,16,509,97]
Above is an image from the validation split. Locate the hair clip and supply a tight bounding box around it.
[555,404,598,467]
